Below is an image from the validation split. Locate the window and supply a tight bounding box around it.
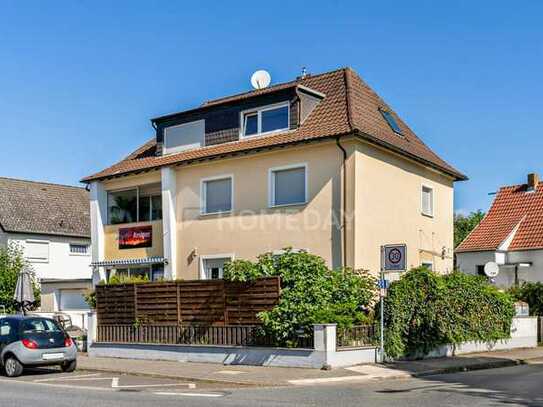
[163,119,205,154]
[69,244,89,255]
[201,256,232,280]
[108,189,137,224]
[269,164,307,207]
[201,176,233,214]
[112,264,164,282]
[421,262,433,271]
[0,320,13,337]
[241,103,289,137]
[421,185,434,217]
[380,108,403,135]
[21,319,61,333]
[107,184,162,224]
[25,240,49,263]
[476,265,486,276]
[59,290,89,311]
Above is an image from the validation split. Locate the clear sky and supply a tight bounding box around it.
[0,1,541,214]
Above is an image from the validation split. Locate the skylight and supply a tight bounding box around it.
[380,109,402,135]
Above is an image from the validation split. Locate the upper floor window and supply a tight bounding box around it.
[201,175,233,215]
[107,183,162,225]
[269,164,307,207]
[421,185,434,217]
[25,240,49,263]
[241,102,289,138]
[69,244,89,255]
[379,108,403,135]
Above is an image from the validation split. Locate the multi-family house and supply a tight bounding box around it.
[82,67,465,283]
[0,177,91,320]
[456,173,543,287]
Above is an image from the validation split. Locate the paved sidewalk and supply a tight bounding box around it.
[77,347,543,387]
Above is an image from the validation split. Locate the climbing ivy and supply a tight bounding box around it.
[382,267,515,358]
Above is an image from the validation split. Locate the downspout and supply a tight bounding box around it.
[336,136,348,268]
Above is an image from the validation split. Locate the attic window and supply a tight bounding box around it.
[380,109,403,135]
[241,102,289,138]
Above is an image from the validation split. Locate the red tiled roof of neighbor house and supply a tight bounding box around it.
[456,181,543,253]
[82,67,466,182]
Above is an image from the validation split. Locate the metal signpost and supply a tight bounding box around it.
[379,244,406,362]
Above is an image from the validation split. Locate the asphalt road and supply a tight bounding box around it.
[1,363,543,406]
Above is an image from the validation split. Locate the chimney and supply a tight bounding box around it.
[527,173,539,191]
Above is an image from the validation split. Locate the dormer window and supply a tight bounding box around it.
[241,102,289,138]
[379,108,403,135]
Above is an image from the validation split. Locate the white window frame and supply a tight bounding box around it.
[200,174,234,215]
[69,243,90,256]
[240,101,290,139]
[421,184,434,217]
[106,185,162,225]
[268,163,308,208]
[199,253,235,280]
[163,119,206,154]
[25,239,50,263]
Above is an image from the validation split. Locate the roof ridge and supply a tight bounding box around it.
[0,177,87,190]
[201,67,349,107]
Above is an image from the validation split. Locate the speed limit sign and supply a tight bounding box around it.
[382,244,407,272]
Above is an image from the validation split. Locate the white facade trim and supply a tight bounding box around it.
[161,167,178,280]
[199,253,235,280]
[200,174,234,215]
[90,181,107,282]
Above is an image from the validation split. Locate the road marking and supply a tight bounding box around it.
[112,381,196,389]
[215,370,246,375]
[288,375,371,385]
[34,374,107,382]
[154,392,224,398]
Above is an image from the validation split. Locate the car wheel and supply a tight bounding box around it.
[60,359,77,373]
[4,356,23,378]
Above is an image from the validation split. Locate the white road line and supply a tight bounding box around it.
[33,373,104,382]
[288,375,371,385]
[113,382,196,389]
[111,377,119,388]
[154,392,224,398]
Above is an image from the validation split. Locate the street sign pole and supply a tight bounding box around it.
[379,247,385,363]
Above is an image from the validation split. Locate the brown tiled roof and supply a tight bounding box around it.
[0,177,90,238]
[82,67,465,182]
[456,182,543,252]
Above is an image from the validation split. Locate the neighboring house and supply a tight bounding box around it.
[0,178,92,319]
[82,67,465,283]
[457,173,543,287]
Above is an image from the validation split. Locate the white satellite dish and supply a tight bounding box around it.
[484,262,499,278]
[251,70,271,90]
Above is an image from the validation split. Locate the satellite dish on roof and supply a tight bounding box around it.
[484,262,499,278]
[251,70,271,90]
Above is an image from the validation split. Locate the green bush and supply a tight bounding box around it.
[224,249,376,347]
[106,274,150,285]
[0,242,40,313]
[383,267,515,358]
[508,282,543,316]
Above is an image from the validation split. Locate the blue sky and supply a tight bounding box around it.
[0,1,541,214]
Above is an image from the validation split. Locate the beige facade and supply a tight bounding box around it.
[92,137,455,280]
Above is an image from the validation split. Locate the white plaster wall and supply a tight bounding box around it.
[5,233,91,281]
[457,250,543,288]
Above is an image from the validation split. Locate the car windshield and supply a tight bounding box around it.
[21,319,61,333]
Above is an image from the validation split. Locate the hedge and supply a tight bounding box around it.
[508,282,543,316]
[383,267,515,358]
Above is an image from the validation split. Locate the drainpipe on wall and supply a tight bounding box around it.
[336,137,348,268]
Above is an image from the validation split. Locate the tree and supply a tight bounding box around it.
[0,242,40,314]
[454,210,485,248]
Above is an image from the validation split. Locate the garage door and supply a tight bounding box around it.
[59,290,89,311]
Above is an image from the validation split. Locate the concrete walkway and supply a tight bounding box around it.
[77,347,543,387]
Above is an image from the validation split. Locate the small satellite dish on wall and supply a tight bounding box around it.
[484,261,500,278]
[251,70,271,89]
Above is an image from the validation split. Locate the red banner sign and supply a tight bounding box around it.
[119,225,152,249]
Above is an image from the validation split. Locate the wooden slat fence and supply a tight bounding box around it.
[96,277,281,326]
[97,324,314,348]
[336,325,376,349]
